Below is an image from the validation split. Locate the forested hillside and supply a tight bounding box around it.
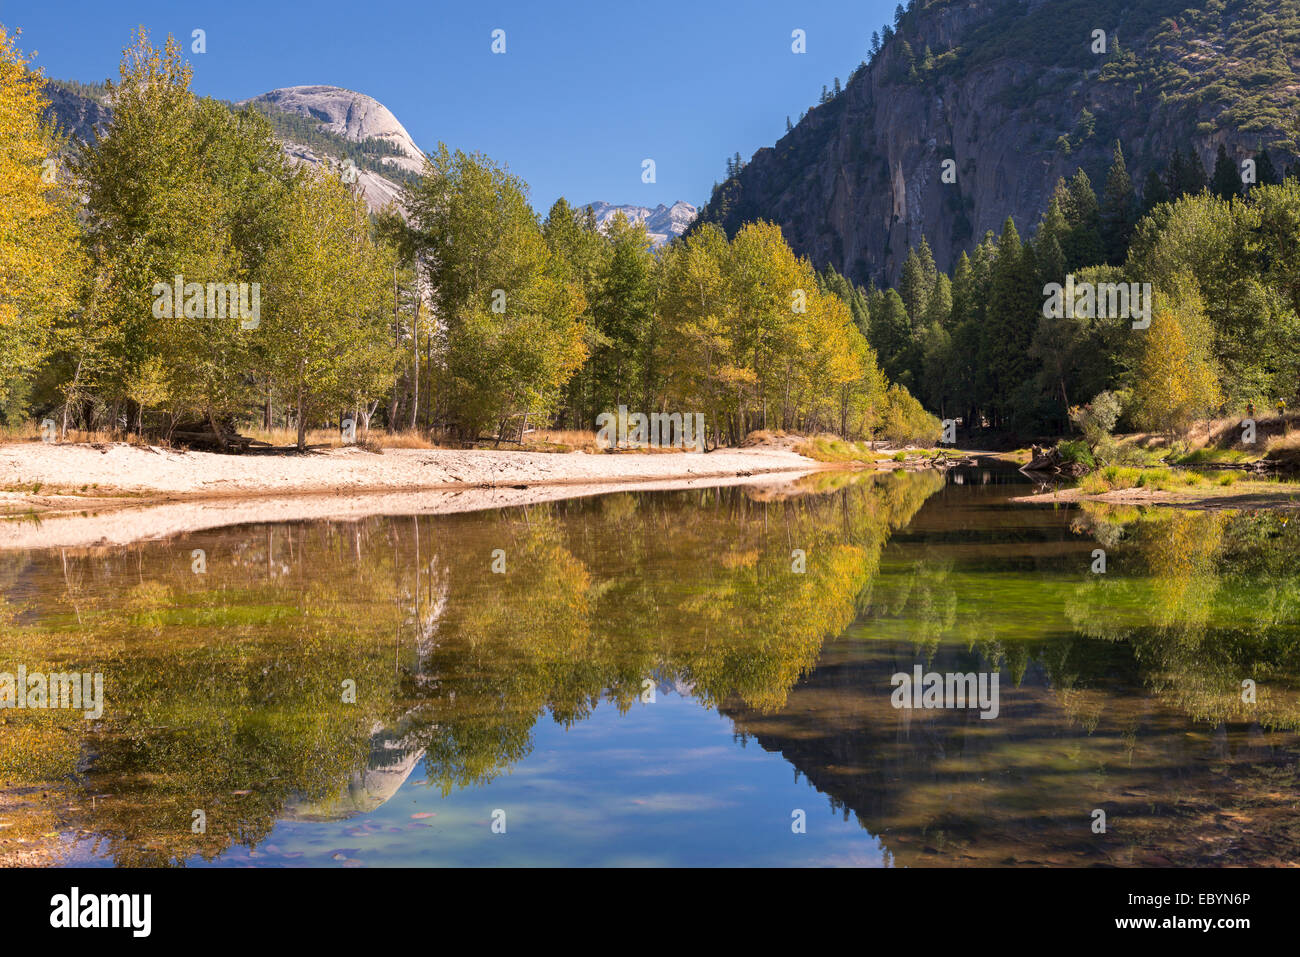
[695,0,1300,287]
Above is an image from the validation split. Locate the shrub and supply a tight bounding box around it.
[878,384,942,445]
[1069,390,1123,460]
[1058,439,1096,469]
[1137,468,1172,488]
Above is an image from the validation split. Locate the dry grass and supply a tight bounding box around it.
[0,421,43,443]
[240,426,446,450]
[1264,429,1300,455]
[524,429,601,452]
[795,435,892,463]
[0,425,169,449]
[2,419,609,454]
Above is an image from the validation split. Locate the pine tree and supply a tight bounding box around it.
[1254,149,1281,187]
[923,272,952,328]
[1058,171,1104,270]
[899,237,937,326]
[1210,143,1240,201]
[979,219,1038,426]
[898,40,916,78]
[1165,147,1206,199]
[1142,167,1170,214]
[869,289,915,389]
[1100,141,1137,265]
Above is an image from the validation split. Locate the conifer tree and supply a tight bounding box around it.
[1142,167,1170,215]
[1058,171,1104,270]
[1100,141,1137,264]
[1254,149,1280,187]
[899,237,937,327]
[979,219,1038,426]
[1210,143,1240,201]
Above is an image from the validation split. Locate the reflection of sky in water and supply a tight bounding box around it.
[20,471,1300,868]
[70,691,884,868]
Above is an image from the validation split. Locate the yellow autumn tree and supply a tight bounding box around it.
[0,24,83,419]
[1131,277,1221,437]
[656,221,891,443]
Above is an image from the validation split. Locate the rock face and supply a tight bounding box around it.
[44,82,424,214]
[40,84,112,143]
[583,200,698,246]
[692,0,1300,287]
[239,85,424,212]
[239,85,423,174]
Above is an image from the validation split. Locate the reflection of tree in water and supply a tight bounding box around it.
[1,524,414,865]
[0,471,944,863]
[1067,506,1300,731]
[710,501,1300,867]
[408,471,943,793]
[720,633,1300,867]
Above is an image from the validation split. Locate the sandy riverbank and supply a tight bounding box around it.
[0,441,831,549]
[0,441,823,498]
[0,470,825,549]
[1011,481,1300,510]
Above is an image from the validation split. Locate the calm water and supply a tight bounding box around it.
[2,467,1299,867]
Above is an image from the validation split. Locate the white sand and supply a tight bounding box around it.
[0,441,828,549]
[0,471,823,550]
[0,442,817,496]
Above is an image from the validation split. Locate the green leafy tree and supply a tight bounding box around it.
[403,144,589,438]
[75,29,289,439]
[261,169,397,450]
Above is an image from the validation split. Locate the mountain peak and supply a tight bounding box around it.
[582,200,698,246]
[239,85,422,168]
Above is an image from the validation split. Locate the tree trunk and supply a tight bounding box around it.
[205,405,228,451]
[409,300,420,430]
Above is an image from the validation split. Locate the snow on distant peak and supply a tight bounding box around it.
[582,200,698,247]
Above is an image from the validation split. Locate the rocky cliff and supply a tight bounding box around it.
[693,0,1300,286]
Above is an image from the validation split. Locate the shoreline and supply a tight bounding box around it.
[1011,480,1300,511]
[0,441,840,549]
[0,470,829,550]
[1,440,822,497]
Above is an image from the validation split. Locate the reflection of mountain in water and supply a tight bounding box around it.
[723,635,1300,867]
[284,721,425,822]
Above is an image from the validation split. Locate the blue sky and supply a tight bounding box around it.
[3,0,897,212]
